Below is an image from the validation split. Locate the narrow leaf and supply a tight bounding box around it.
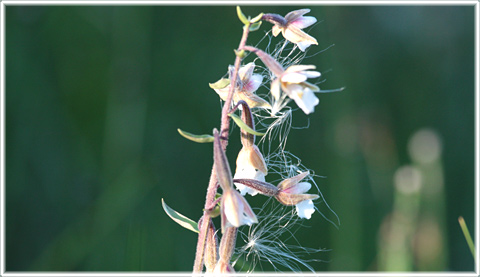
[236,6,250,25]
[177,129,214,143]
[162,198,199,233]
[249,21,262,32]
[228,113,265,136]
[250,13,264,23]
[209,78,230,90]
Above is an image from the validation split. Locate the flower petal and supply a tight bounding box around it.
[238,194,258,225]
[302,81,320,92]
[234,166,265,196]
[238,62,255,81]
[238,91,271,109]
[271,79,281,101]
[283,25,318,47]
[290,16,317,29]
[214,85,231,101]
[223,189,257,227]
[283,182,311,195]
[285,9,311,22]
[297,41,314,52]
[244,74,263,92]
[281,72,308,83]
[302,71,321,79]
[290,87,319,114]
[272,24,282,37]
[223,190,243,227]
[277,171,309,191]
[285,64,316,73]
[296,199,315,219]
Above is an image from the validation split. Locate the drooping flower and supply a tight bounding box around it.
[275,171,319,219]
[212,62,270,109]
[233,145,268,196]
[271,65,321,115]
[267,9,318,52]
[213,129,258,232]
[221,188,258,230]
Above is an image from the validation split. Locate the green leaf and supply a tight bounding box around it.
[250,13,264,23]
[209,78,230,90]
[249,21,262,32]
[162,199,199,233]
[177,129,214,143]
[236,6,250,25]
[228,113,265,136]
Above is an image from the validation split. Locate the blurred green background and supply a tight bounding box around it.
[5,5,475,272]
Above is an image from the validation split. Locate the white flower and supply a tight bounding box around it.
[295,199,315,220]
[233,145,268,196]
[275,172,319,219]
[271,65,321,114]
[221,188,258,230]
[271,9,318,52]
[214,62,270,109]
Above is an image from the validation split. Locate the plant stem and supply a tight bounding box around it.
[192,24,251,273]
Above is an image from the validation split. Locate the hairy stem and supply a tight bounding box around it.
[193,24,251,273]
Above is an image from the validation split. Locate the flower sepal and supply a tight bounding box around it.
[274,171,320,219]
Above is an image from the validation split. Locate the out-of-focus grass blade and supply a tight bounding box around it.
[458,216,476,260]
[162,199,199,233]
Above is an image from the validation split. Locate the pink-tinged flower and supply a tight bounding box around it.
[271,65,321,115]
[275,171,319,219]
[271,9,318,52]
[233,145,268,196]
[221,188,258,231]
[213,62,270,109]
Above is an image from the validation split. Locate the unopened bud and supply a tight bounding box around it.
[213,129,233,190]
[204,220,219,273]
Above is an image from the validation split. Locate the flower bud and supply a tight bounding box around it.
[213,129,233,191]
[204,220,219,273]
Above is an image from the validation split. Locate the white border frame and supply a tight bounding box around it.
[0,1,478,277]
